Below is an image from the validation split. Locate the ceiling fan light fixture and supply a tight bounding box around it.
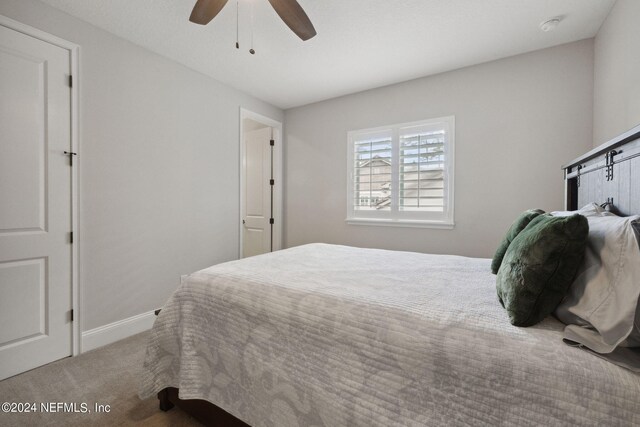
[539,17,561,32]
[189,0,317,47]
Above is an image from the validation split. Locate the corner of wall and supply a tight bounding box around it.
[592,0,640,146]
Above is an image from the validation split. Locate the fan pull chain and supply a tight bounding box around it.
[249,0,255,54]
[235,0,239,49]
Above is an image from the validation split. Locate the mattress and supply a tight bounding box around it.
[139,243,640,426]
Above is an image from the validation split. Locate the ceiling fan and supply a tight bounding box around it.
[189,0,317,41]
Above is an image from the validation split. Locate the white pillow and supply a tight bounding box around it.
[554,214,640,357]
[550,202,613,218]
[626,223,640,348]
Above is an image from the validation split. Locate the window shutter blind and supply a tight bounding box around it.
[399,126,445,212]
[347,116,454,227]
[353,135,392,211]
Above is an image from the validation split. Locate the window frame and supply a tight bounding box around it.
[346,116,455,229]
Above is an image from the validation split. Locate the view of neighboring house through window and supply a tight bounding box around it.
[352,130,393,210]
[347,116,455,228]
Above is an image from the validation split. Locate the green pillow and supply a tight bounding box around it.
[496,214,589,327]
[491,209,545,274]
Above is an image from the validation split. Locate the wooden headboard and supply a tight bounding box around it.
[563,124,640,216]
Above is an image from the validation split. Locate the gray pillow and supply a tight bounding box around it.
[555,215,640,353]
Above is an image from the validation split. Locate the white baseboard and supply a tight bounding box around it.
[81,310,156,353]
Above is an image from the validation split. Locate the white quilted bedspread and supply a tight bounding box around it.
[139,244,640,426]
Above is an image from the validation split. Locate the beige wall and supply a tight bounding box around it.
[0,0,283,331]
[284,40,594,258]
[593,0,640,146]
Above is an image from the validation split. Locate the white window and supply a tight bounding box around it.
[347,116,455,228]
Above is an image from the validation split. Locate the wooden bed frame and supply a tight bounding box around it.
[158,387,249,426]
[157,123,640,426]
[564,123,640,215]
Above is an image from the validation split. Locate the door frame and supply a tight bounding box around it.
[0,15,81,356]
[239,108,283,258]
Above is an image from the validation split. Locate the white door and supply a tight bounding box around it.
[242,127,272,258]
[0,25,72,380]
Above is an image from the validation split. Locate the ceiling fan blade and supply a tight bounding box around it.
[189,0,229,25]
[267,0,317,41]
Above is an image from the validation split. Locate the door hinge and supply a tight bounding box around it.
[70,231,74,244]
[70,309,74,322]
[269,179,275,186]
[605,150,618,181]
[270,139,275,146]
[269,218,274,225]
[576,164,582,187]
[68,75,73,88]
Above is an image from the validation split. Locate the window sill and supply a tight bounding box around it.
[346,218,455,229]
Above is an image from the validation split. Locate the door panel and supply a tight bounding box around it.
[245,134,265,217]
[0,48,47,232]
[0,258,46,344]
[0,24,72,380]
[243,228,265,258]
[242,127,272,257]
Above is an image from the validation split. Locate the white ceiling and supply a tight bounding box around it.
[39,0,615,109]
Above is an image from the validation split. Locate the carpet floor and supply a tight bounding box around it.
[0,332,201,426]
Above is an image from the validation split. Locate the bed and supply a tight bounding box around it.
[139,125,640,426]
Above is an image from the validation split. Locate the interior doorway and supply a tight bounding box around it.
[0,16,80,380]
[239,109,283,258]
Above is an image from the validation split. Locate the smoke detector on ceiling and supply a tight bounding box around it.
[540,17,562,32]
